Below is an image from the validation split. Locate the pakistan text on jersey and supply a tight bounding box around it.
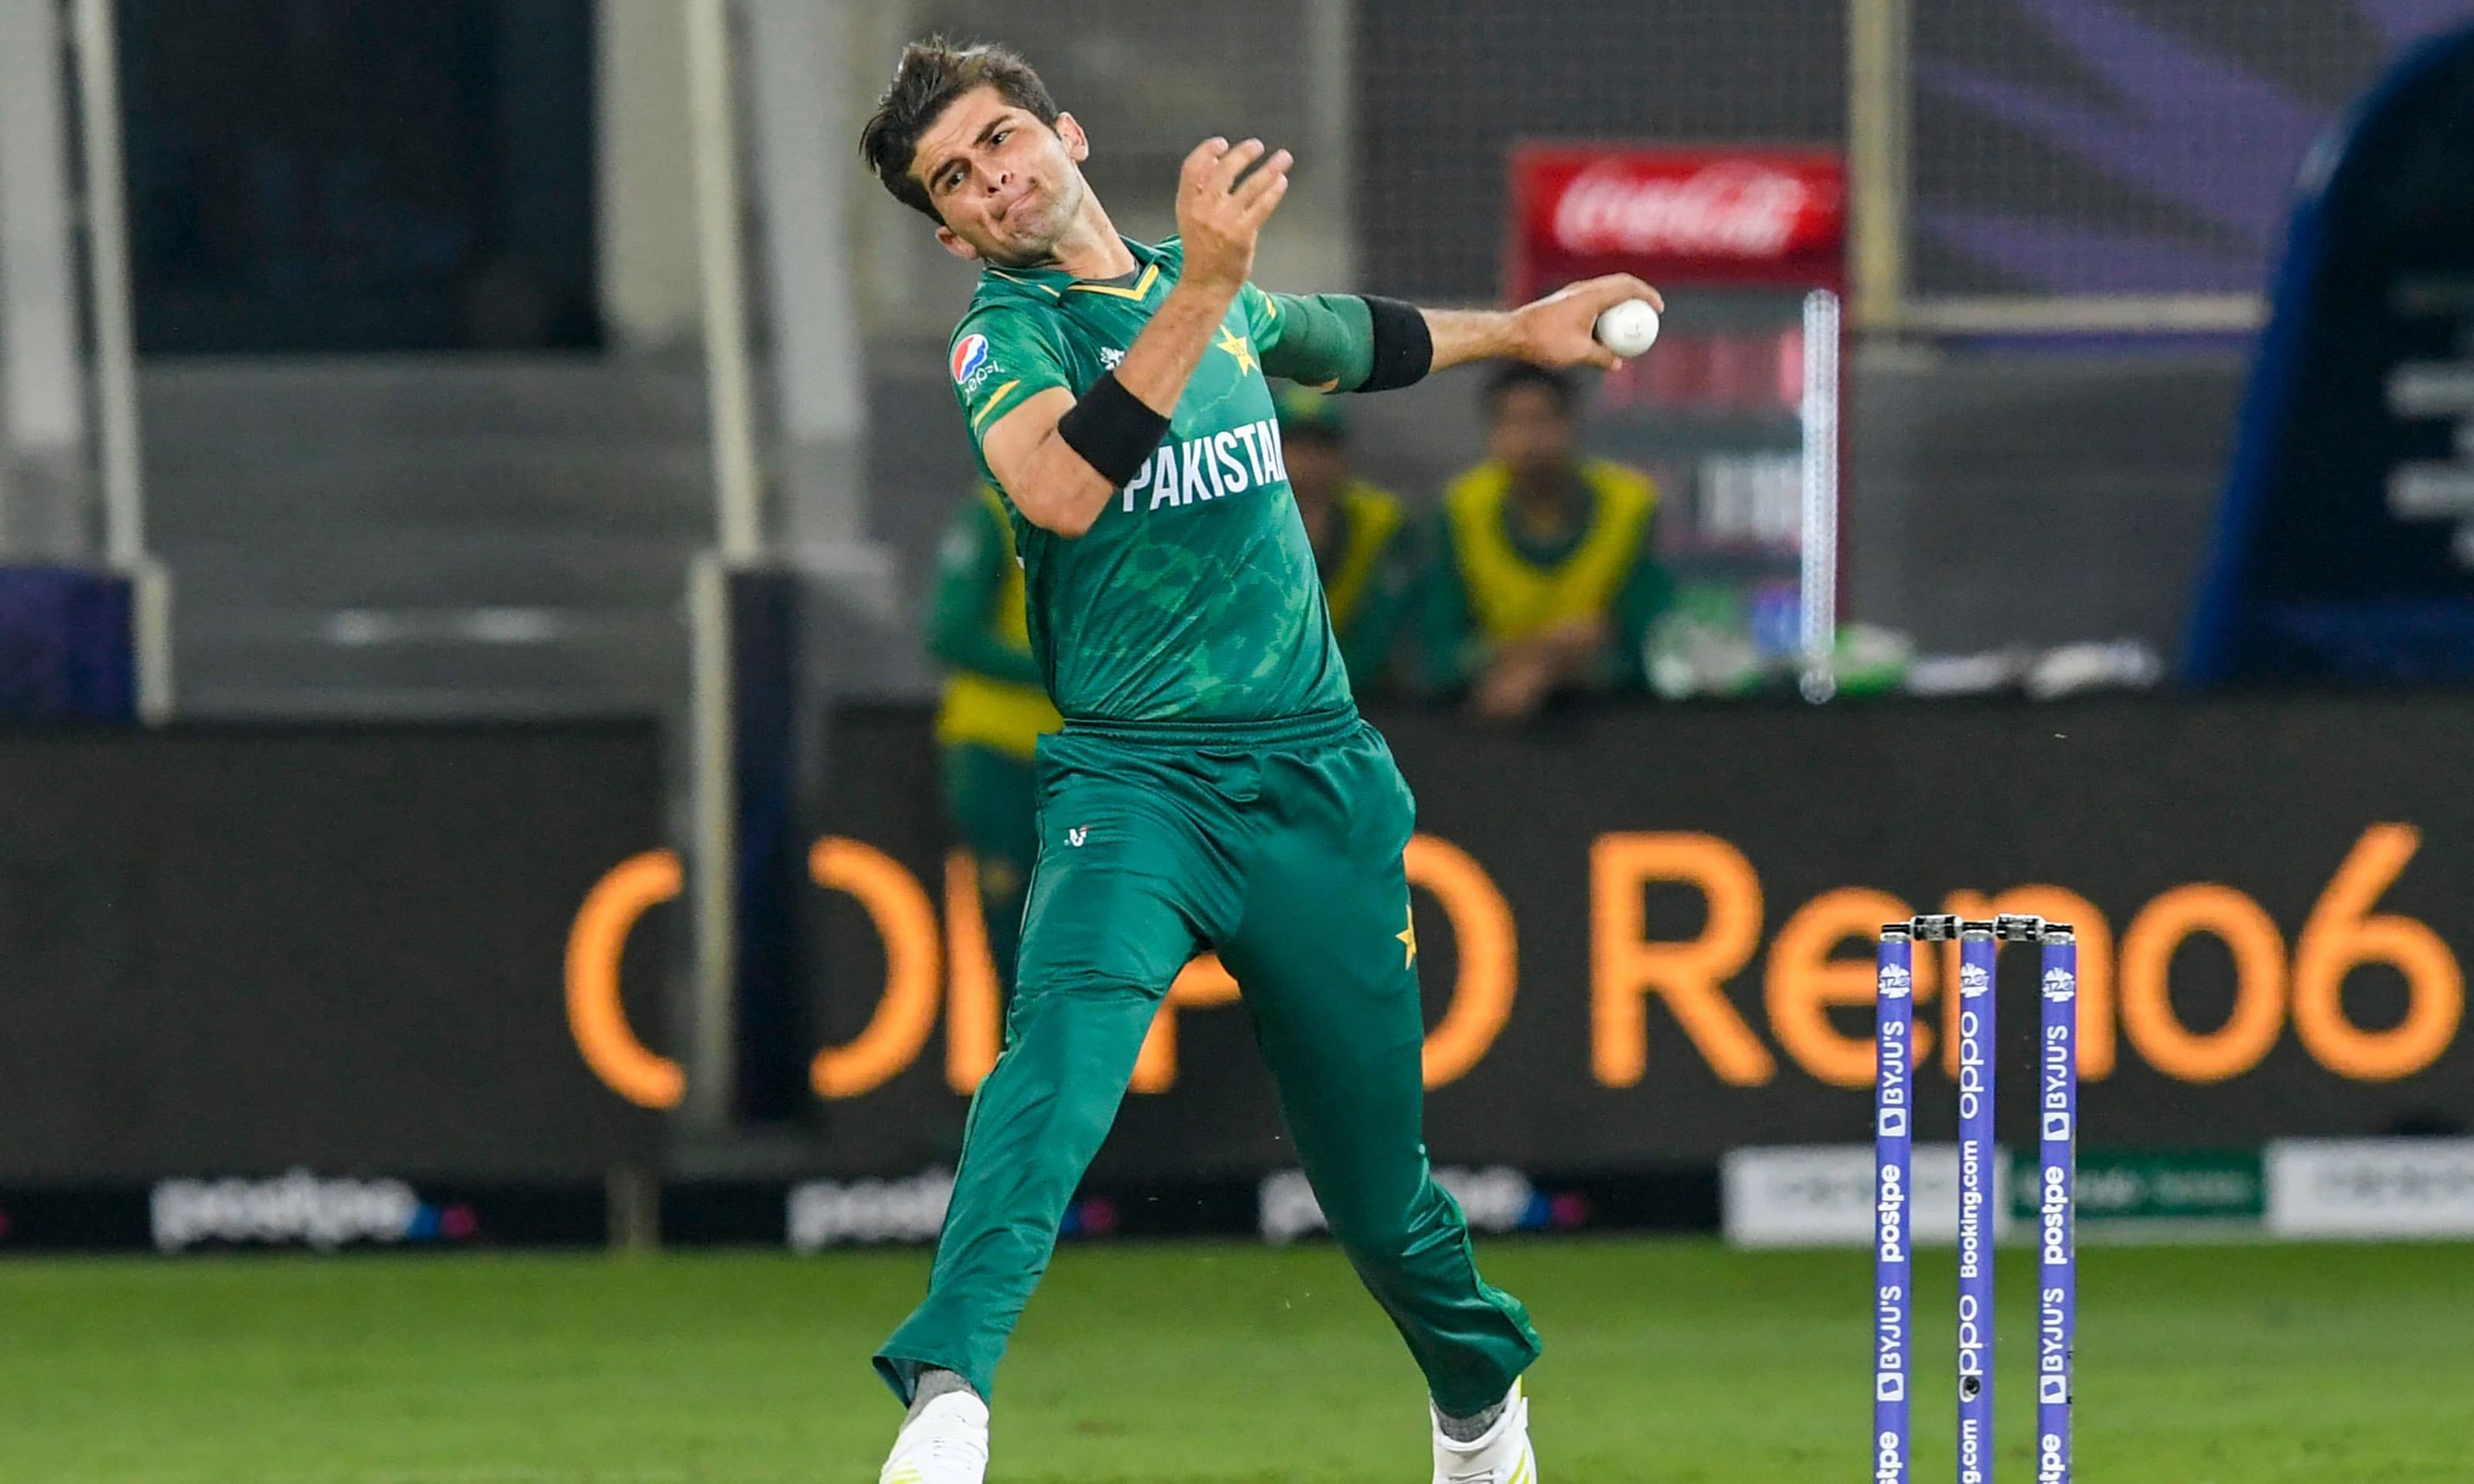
[1122,417,1289,512]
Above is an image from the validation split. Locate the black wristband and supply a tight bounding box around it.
[1358,294,1433,392]
[1056,372,1172,488]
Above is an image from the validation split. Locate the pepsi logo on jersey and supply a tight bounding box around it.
[951,334,998,395]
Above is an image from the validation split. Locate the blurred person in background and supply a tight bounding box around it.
[1276,384,1415,695]
[925,483,1063,1001]
[1423,363,1671,722]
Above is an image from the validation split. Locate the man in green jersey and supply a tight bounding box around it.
[858,38,1658,1484]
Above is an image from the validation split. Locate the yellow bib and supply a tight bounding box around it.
[1322,480,1405,632]
[1444,459,1655,645]
[936,486,1064,759]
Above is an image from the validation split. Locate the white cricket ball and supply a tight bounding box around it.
[1593,298,1661,358]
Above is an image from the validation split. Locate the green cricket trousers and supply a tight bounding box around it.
[876,707,1540,1415]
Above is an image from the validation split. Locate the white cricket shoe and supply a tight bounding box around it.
[1430,1379,1535,1484]
[879,1390,990,1484]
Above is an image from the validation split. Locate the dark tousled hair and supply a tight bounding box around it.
[1484,360,1579,418]
[858,37,1060,223]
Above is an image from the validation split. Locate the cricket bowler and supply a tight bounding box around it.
[857,37,1660,1484]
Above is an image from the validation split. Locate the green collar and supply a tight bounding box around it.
[980,235,1167,299]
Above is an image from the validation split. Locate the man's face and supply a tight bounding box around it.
[910,86,1089,267]
[1487,384,1576,482]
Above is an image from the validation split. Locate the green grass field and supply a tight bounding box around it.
[2,1237,2469,1482]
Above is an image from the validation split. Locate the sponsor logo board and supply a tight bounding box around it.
[2266,1138,2474,1240]
[149,1169,473,1253]
[1724,1144,2015,1249]
[2011,1149,2263,1234]
[787,1169,954,1251]
[1260,1166,1544,1244]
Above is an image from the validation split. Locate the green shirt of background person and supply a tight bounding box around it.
[1274,384,1414,695]
[1422,362,1673,722]
[925,483,1062,996]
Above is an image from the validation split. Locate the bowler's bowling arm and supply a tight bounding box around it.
[1423,274,1666,375]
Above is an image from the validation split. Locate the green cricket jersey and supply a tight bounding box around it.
[947,235,1376,727]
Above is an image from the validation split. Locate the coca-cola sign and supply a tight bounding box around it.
[1554,162,1821,257]
[1508,147,1845,298]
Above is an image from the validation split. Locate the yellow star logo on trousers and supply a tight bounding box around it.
[1215,325,1256,376]
[1398,905,1418,968]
